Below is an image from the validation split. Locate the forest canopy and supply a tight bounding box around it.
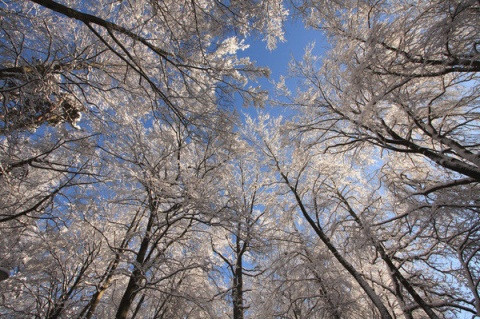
[0,0,479,318]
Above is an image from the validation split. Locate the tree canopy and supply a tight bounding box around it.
[1,0,478,318]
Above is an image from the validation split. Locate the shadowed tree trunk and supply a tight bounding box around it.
[232,229,245,319]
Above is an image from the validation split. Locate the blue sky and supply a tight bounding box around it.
[246,21,325,80]
[238,19,327,119]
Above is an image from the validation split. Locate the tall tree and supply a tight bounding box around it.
[210,147,273,319]
[246,113,478,317]
[279,0,479,317]
[0,0,288,317]
[245,115,394,318]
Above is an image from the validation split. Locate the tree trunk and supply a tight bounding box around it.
[233,234,244,319]
[115,212,154,319]
[281,172,393,319]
